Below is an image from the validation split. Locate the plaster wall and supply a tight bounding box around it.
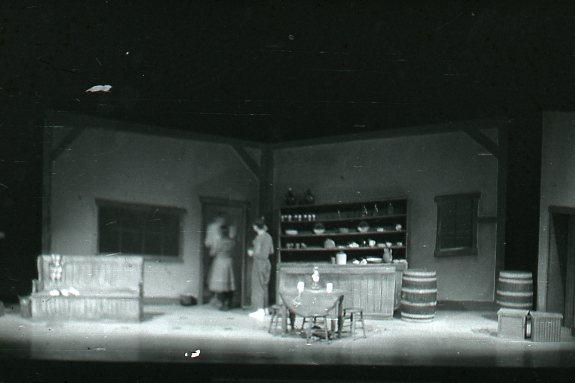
[274,126,499,301]
[49,126,258,299]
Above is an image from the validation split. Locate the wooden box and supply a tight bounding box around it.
[278,263,396,319]
[529,311,563,342]
[30,255,144,321]
[497,308,529,339]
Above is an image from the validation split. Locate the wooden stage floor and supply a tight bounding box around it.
[0,301,574,369]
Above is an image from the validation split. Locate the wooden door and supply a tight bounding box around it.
[565,216,575,328]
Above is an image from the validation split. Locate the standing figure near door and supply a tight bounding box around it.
[208,225,236,311]
[248,217,274,320]
[205,212,226,307]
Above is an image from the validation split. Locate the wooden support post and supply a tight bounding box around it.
[42,124,53,254]
[463,127,500,158]
[495,123,509,301]
[232,145,261,180]
[50,127,84,161]
[259,149,276,304]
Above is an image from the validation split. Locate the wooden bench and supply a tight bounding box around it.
[30,255,144,321]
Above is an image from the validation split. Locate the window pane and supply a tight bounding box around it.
[436,194,477,254]
[163,233,179,256]
[144,232,163,255]
[98,201,182,257]
[121,229,143,254]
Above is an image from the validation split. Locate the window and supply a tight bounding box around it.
[434,193,480,257]
[97,200,184,258]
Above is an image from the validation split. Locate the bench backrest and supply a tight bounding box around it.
[37,255,144,292]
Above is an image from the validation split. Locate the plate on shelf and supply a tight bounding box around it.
[365,257,382,263]
[285,229,298,236]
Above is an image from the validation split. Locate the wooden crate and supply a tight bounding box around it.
[530,311,563,342]
[278,263,396,319]
[497,308,529,339]
[30,255,144,321]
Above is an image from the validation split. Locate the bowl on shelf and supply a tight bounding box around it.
[313,223,326,235]
[324,239,336,249]
[357,221,370,233]
[366,257,382,264]
[285,229,298,236]
[376,227,385,232]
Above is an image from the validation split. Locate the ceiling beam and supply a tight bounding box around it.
[45,110,269,150]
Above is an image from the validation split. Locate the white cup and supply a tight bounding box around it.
[368,239,376,247]
[297,281,305,293]
[326,282,333,293]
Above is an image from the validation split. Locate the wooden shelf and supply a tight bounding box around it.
[280,214,407,225]
[281,230,406,239]
[280,246,406,252]
[279,197,407,211]
[278,197,409,264]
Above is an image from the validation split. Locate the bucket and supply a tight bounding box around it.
[180,294,197,306]
[19,296,32,318]
[401,269,437,322]
[336,252,347,265]
[496,271,533,309]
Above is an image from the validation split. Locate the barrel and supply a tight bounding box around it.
[400,269,437,322]
[496,271,533,309]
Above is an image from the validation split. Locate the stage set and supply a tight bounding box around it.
[1,110,575,371]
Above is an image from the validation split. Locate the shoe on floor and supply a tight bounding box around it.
[248,309,266,320]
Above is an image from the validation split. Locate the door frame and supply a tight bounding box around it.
[199,196,252,307]
[547,205,575,326]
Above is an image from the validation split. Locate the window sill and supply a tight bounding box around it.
[98,253,184,263]
[434,248,478,257]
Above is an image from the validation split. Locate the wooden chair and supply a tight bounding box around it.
[268,304,298,335]
[341,307,367,339]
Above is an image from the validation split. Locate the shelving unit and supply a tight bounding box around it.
[278,198,409,264]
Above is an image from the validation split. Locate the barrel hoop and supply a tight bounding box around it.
[401,300,437,307]
[500,272,532,278]
[496,290,533,297]
[401,312,435,319]
[402,276,437,283]
[404,271,436,277]
[497,301,532,308]
[498,278,532,284]
[402,288,438,294]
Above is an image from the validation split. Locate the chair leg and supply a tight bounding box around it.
[360,311,366,338]
[350,312,356,338]
[324,317,329,342]
[268,313,275,333]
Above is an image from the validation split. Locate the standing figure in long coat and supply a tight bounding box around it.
[208,225,236,311]
[248,217,274,320]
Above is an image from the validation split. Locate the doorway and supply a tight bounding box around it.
[199,197,252,308]
[548,206,575,330]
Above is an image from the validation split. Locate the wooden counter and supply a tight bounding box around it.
[277,263,399,319]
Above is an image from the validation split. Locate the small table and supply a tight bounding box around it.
[279,289,345,338]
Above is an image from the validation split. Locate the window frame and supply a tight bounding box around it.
[95,199,186,262]
[434,192,480,257]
